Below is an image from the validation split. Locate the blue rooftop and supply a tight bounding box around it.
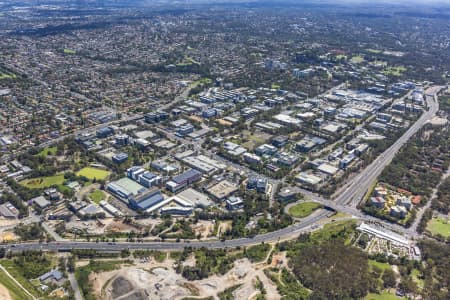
[141,171,157,180]
[39,270,63,282]
[172,169,202,184]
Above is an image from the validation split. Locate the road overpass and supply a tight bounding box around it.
[0,86,444,253]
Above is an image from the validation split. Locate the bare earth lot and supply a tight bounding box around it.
[89,256,280,300]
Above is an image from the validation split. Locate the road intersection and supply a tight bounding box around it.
[0,86,444,253]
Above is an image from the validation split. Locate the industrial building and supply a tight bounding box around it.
[207,180,239,200]
[166,169,202,193]
[145,195,194,215]
[107,177,147,200]
[128,188,165,211]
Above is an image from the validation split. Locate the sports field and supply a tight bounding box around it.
[76,167,111,180]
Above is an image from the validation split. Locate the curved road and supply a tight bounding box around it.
[0,86,443,253]
[3,210,333,252]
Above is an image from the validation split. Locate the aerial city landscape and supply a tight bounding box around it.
[0,0,449,299]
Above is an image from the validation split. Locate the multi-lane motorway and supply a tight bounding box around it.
[0,86,444,253]
[333,87,440,208]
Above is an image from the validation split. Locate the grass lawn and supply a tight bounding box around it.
[426,217,450,237]
[383,66,406,76]
[89,190,106,204]
[245,243,271,263]
[369,260,392,272]
[37,146,57,157]
[366,291,405,300]
[351,55,365,63]
[370,60,388,67]
[0,72,17,80]
[0,268,33,300]
[240,132,269,150]
[311,220,357,244]
[271,83,281,89]
[336,54,347,60]
[288,202,322,218]
[20,174,65,189]
[189,78,212,89]
[0,260,40,298]
[411,269,424,289]
[63,48,76,54]
[365,48,382,54]
[178,56,200,66]
[76,167,111,181]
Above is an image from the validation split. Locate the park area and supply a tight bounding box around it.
[365,292,405,300]
[89,190,106,204]
[351,55,365,63]
[76,167,111,181]
[288,202,322,218]
[19,174,64,189]
[383,66,406,76]
[426,217,450,238]
[37,146,57,157]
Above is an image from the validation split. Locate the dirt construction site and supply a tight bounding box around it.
[90,256,281,300]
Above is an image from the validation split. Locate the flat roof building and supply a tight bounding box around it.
[129,188,164,211]
[207,180,239,200]
[176,188,213,208]
[166,169,202,193]
[296,172,322,186]
[107,178,147,201]
[226,196,244,210]
[32,196,51,209]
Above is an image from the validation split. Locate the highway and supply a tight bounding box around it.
[0,86,444,253]
[334,86,440,208]
[3,209,333,252]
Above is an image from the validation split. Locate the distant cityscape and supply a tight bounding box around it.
[0,1,449,300]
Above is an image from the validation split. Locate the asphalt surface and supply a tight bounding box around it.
[0,86,444,253]
[4,209,332,252]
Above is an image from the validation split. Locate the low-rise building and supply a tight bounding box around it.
[370,197,386,209]
[339,153,356,169]
[226,196,244,210]
[396,196,412,210]
[272,135,289,148]
[317,163,339,176]
[78,204,105,219]
[207,180,239,200]
[39,270,64,284]
[112,152,128,164]
[0,202,19,218]
[139,171,161,188]
[96,126,114,139]
[277,186,301,202]
[255,144,278,156]
[32,196,51,209]
[107,177,147,200]
[128,188,164,211]
[166,169,202,193]
[296,172,322,187]
[247,176,268,193]
[99,200,122,217]
[390,205,407,219]
[243,152,262,165]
